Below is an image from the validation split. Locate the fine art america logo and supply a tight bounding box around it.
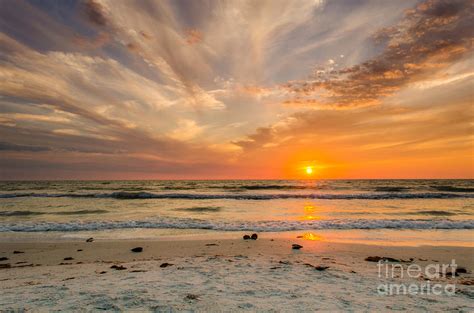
[377,259,458,296]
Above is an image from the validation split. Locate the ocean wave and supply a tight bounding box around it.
[374,187,410,192]
[431,185,474,192]
[415,210,458,216]
[0,211,44,216]
[221,185,320,190]
[0,218,472,232]
[174,206,222,212]
[0,209,109,217]
[0,191,472,200]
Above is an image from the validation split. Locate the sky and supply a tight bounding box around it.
[0,0,472,180]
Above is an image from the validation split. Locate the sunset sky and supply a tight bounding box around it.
[0,0,472,180]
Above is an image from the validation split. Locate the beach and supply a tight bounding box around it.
[1,235,473,311]
[0,180,473,311]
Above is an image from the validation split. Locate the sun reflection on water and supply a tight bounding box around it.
[300,233,323,241]
[300,204,322,220]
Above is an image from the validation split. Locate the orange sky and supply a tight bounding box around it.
[0,0,472,180]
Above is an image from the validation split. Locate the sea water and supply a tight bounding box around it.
[0,180,472,245]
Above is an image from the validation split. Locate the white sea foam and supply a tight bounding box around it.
[1,217,472,232]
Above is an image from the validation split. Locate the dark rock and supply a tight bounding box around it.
[445,267,468,277]
[110,265,127,270]
[243,235,250,240]
[185,294,199,300]
[160,262,174,268]
[445,270,459,277]
[77,249,83,252]
[86,237,94,242]
[0,257,8,261]
[279,260,291,265]
[63,257,74,261]
[131,247,143,253]
[365,256,401,262]
[13,251,24,254]
[365,256,382,262]
[205,243,218,246]
[99,271,107,274]
[251,233,258,240]
[292,244,303,250]
[0,263,11,269]
[130,269,147,273]
[296,235,303,238]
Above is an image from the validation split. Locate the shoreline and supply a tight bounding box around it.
[1,237,473,267]
[0,228,472,247]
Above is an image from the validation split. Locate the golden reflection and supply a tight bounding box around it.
[300,233,323,241]
[304,204,315,214]
[300,203,321,220]
[301,215,320,220]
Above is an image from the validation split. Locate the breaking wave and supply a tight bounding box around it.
[431,185,474,192]
[0,191,472,200]
[0,218,472,232]
[174,206,222,212]
[0,209,109,216]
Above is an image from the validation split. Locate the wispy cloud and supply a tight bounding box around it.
[0,0,472,179]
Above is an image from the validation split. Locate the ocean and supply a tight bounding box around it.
[0,180,473,245]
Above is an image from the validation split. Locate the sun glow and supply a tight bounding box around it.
[305,166,313,175]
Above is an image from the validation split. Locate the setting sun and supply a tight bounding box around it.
[306,167,313,175]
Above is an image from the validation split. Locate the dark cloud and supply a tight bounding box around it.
[0,142,51,152]
[82,0,108,26]
[284,0,473,108]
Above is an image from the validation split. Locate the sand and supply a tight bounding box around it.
[0,236,473,312]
